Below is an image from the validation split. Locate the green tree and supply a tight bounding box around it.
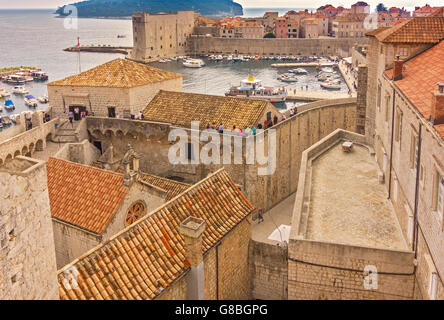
[264,32,276,38]
[376,3,388,12]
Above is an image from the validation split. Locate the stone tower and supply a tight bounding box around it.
[0,156,58,300]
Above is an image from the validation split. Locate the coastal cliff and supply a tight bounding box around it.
[56,0,243,18]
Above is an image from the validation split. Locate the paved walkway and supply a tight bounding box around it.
[338,60,358,94]
[252,193,296,245]
[32,141,64,162]
[286,87,354,101]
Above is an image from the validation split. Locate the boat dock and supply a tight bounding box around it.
[271,62,337,68]
[64,46,132,55]
[285,88,355,101]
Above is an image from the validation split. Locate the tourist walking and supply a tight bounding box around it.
[273,115,278,126]
[257,209,264,223]
[68,111,74,127]
[219,123,224,134]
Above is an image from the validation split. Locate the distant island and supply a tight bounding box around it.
[55,0,243,18]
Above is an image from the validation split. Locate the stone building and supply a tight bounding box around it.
[131,11,196,61]
[360,13,444,299]
[0,157,58,299]
[57,168,254,300]
[47,154,167,268]
[332,13,368,38]
[47,58,182,120]
[232,21,264,39]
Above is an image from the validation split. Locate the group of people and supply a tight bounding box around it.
[204,108,298,137]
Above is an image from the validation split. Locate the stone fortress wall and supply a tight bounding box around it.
[85,98,357,212]
[187,37,367,57]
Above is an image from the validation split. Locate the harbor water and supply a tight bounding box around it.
[0,9,347,122]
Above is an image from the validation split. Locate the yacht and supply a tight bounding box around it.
[12,86,28,94]
[183,59,206,68]
[6,75,25,85]
[320,67,335,73]
[0,88,10,98]
[225,77,287,103]
[31,70,49,81]
[4,99,15,111]
[278,73,298,83]
[24,95,38,107]
[320,80,341,90]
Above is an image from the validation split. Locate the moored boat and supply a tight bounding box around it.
[225,77,287,102]
[278,73,298,82]
[0,88,10,98]
[38,95,49,103]
[290,68,308,75]
[320,81,341,90]
[183,59,206,68]
[4,99,15,111]
[24,94,38,107]
[31,70,49,81]
[12,86,28,94]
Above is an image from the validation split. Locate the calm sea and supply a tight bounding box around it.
[0,8,342,119]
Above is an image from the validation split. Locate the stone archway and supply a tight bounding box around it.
[6,154,14,162]
[35,139,44,152]
[14,150,21,158]
[46,133,52,142]
[105,130,114,138]
[21,146,28,156]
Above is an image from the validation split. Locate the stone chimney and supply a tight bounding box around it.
[393,55,404,81]
[430,82,444,125]
[178,216,206,300]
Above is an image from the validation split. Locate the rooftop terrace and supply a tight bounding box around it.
[291,129,407,251]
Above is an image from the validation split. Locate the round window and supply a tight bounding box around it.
[125,201,146,226]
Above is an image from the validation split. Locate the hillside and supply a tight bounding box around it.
[56,0,243,18]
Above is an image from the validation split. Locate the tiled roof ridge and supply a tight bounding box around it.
[377,16,444,43]
[57,167,242,275]
[139,172,191,188]
[48,157,124,178]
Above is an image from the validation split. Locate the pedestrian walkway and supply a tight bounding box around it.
[285,87,354,101]
[338,60,358,94]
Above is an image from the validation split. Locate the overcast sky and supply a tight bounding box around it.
[0,0,441,10]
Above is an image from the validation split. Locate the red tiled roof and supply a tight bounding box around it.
[384,41,444,138]
[375,16,444,43]
[47,158,129,234]
[138,173,190,201]
[57,168,254,300]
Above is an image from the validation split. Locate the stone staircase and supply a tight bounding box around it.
[52,121,79,143]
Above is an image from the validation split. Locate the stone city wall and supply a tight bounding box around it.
[0,157,58,299]
[249,240,288,300]
[187,36,367,57]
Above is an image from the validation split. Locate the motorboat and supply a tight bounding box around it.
[278,73,298,83]
[38,95,49,103]
[159,59,167,63]
[321,67,335,73]
[117,34,126,38]
[31,70,49,81]
[320,81,341,90]
[6,75,25,85]
[1,115,12,125]
[225,77,287,102]
[9,114,17,124]
[24,95,38,107]
[183,59,206,68]
[4,99,15,111]
[0,88,10,98]
[12,86,28,94]
[15,72,34,82]
[290,68,308,75]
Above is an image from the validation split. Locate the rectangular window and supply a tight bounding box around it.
[395,109,403,143]
[429,272,438,300]
[437,173,444,221]
[399,47,408,56]
[186,143,194,161]
[377,83,382,111]
[410,133,418,170]
[385,93,391,122]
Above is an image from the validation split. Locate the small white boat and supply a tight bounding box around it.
[9,114,16,123]
[24,95,38,107]
[158,59,167,63]
[13,86,28,94]
[278,73,298,83]
[183,59,206,68]
[291,68,308,75]
[1,115,12,125]
[0,88,10,98]
[225,77,287,102]
[321,67,335,73]
[320,81,341,90]
[38,95,49,103]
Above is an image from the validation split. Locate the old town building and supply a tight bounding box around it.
[47,58,182,120]
[57,168,254,300]
[332,13,368,38]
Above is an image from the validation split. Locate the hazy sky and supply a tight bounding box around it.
[0,0,441,10]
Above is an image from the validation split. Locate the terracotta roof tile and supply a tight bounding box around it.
[47,58,182,88]
[384,41,444,138]
[57,169,254,300]
[138,173,191,200]
[47,158,129,234]
[375,16,444,43]
[143,90,272,129]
